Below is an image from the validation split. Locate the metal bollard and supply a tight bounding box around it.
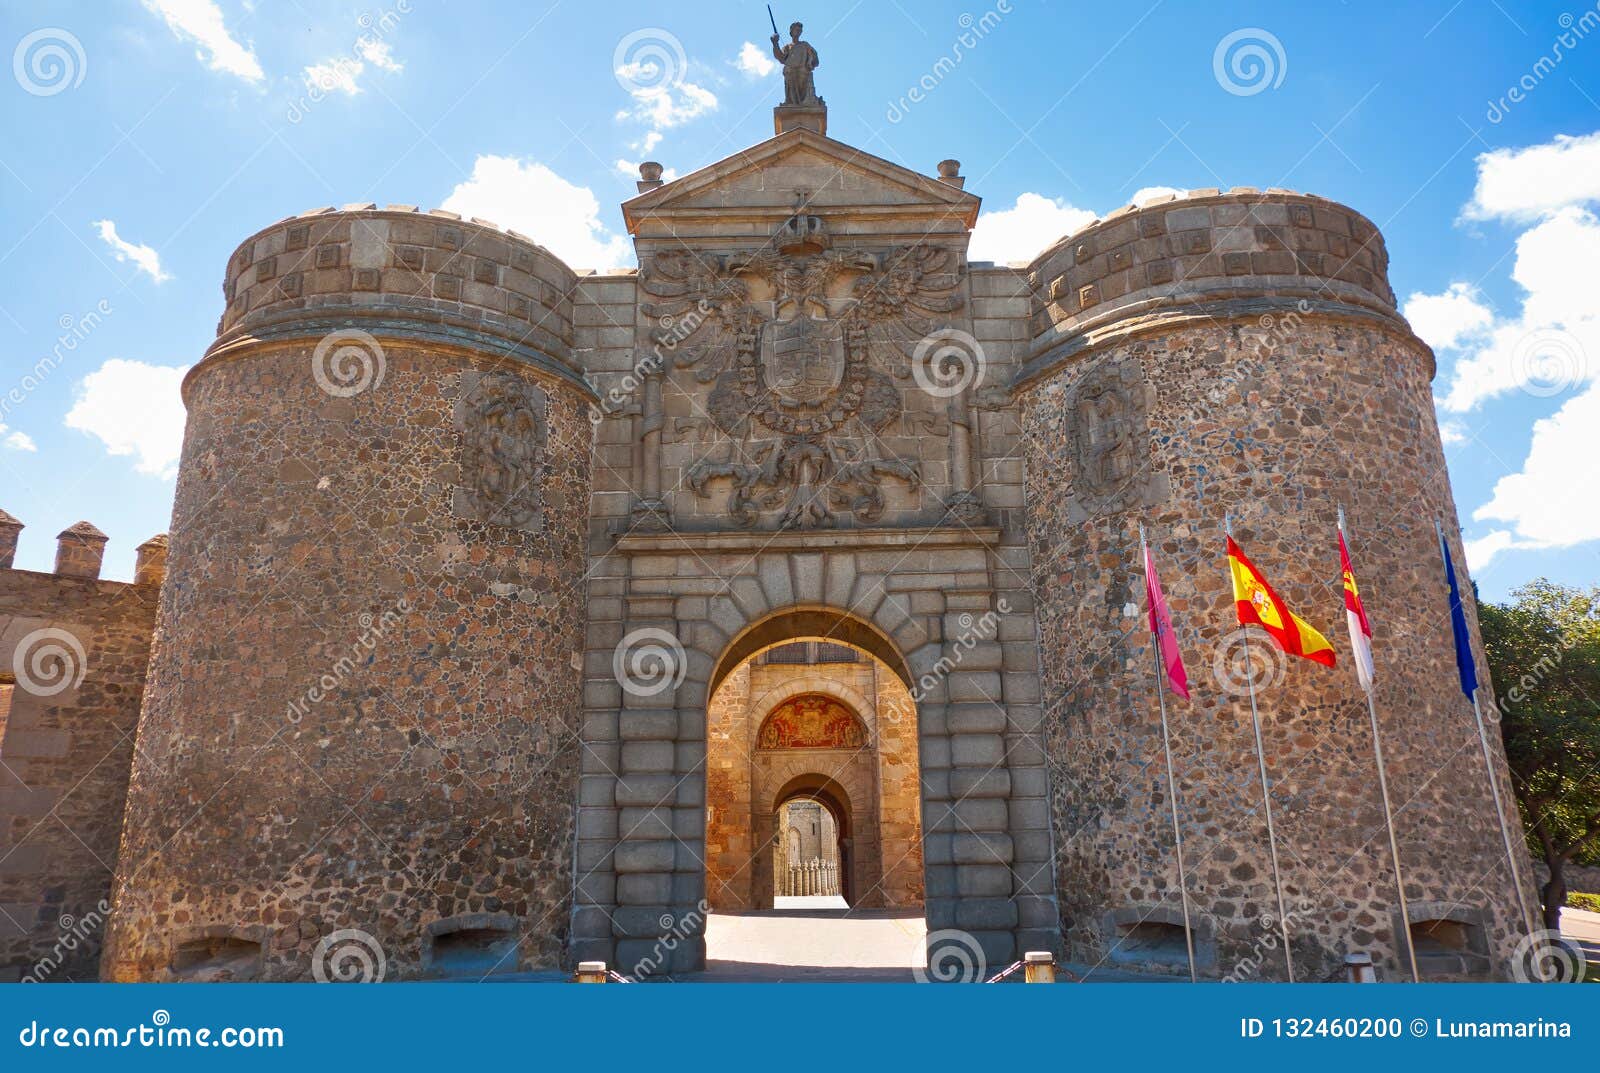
[1343,952,1377,983]
[576,960,608,983]
[1024,951,1056,984]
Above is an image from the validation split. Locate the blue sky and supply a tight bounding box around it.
[1,0,1597,601]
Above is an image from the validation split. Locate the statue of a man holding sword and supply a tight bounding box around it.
[769,12,821,106]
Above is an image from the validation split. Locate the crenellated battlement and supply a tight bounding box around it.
[207,205,583,395]
[0,509,165,981]
[1022,187,1409,382]
[0,510,165,587]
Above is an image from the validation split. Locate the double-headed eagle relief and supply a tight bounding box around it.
[639,227,966,529]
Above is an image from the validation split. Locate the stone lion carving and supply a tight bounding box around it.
[453,370,547,531]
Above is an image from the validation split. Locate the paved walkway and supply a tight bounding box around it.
[1562,906,1600,966]
[698,907,925,981]
[772,895,850,910]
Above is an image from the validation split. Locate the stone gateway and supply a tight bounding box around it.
[0,78,1534,984]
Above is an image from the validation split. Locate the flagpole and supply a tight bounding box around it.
[1340,506,1419,983]
[1142,523,1197,983]
[1227,512,1295,982]
[1439,521,1538,940]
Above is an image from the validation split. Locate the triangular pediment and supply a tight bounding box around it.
[621,128,979,234]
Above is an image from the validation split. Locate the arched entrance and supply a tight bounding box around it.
[704,634,924,914]
[699,613,930,975]
[771,778,849,906]
[572,526,1060,978]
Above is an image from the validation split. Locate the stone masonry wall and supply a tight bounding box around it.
[104,209,595,980]
[1016,191,1537,980]
[1,527,160,981]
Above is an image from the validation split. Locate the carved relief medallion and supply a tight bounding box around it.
[453,369,547,532]
[1065,356,1162,517]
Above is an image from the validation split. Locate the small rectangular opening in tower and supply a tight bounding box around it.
[171,935,262,981]
[1112,920,1190,966]
[429,926,519,977]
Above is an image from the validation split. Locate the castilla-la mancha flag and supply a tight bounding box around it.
[1227,536,1336,667]
[1339,528,1376,692]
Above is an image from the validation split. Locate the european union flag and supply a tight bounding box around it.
[1438,523,1478,699]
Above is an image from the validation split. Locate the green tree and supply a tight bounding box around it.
[1480,579,1600,930]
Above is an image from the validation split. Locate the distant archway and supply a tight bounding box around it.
[772,775,854,905]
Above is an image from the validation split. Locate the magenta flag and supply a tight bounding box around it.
[1142,535,1191,700]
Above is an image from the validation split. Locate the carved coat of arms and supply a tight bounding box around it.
[640,234,965,528]
[453,369,548,531]
[756,694,868,750]
[1065,356,1162,517]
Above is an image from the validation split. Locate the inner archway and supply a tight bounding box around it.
[702,625,926,978]
[773,785,846,908]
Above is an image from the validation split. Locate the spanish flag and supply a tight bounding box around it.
[1227,536,1336,667]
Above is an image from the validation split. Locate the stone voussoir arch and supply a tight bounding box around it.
[691,596,948,710]
[576,531,1057,974]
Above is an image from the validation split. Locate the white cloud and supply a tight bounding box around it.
[1464,131,1600,222]
[1463,529,1522,572]
[1438,419,1468,446]
[735,41,775,78]
[440,155,632,271]
[1404,282,1494,351]
[92,219,171,283]
[1422,129,1600,570]
[968,193,1097,265]
[66,359,190,478]
[621,80,717,132]
[1472,380,1600,557]
[1129,185,1184,206]
[303,57,363,96]
[2,426,35,452]
[614,44,718,158]
[302,38,402,96]
[142,0,263,82]
[356,38,402,73]
[1436,206,1600,411]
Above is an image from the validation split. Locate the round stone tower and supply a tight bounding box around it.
[105,206,594,980]
[1015,188,1535,980]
